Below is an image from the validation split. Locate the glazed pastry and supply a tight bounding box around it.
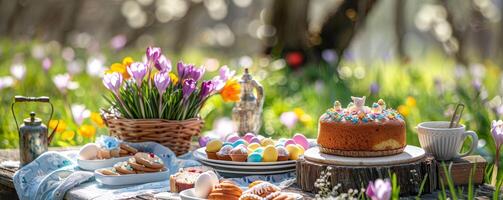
[264,191,281,199]
[114,162,136,174]
[276,146,289,161]
[271,193,296,200]
[248,180,265,188]
[262,145,278,162]
[128,157,165,172]
[229,145,248,162]
[134,152,164,169]
[238,194,263,200]
[98,168,119,176]
[206,140,223,160]
[169,166,212,193]
[208,181,243,200]
[242,182,281,198]
[217,145,233,161]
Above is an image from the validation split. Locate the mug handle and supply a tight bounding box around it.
[458,130,478,157]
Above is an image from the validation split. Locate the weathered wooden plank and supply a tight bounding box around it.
[437,155,487,187]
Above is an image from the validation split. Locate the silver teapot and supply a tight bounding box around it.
[232,68,264,135]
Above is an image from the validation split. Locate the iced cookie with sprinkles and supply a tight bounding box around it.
[114,162,136,174]
[128,157,165,172]
[317,97,406,157]
[134,152,164,169]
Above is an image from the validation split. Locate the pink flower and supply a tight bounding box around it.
[212,65,235,90]
[10,63,26,80]
[102,72,123,96]
[280,111,298,129]
[154,71,170,95]
[366,179,392,200]
[42,57,52,71]
[127,62,147,87]
[71,104,90,125]
[492,120,503,149]
[0,76,14,90]
[110,34,127,50]
[53,73,79,93]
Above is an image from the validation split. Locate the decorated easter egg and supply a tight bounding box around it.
[232,139,249,147]
[248,152,263,162]
[198,136,211,147]
[206,140,223,152]
[260,138,275,147]
[249,137,261,144]
[222,142,233,147]
[284,139,296,147]
[285,144,302,160]
[243,133,255,143]
[247,143,261,154]
[296,144,305,155]
[293,133,309,150]
[262,145,278,162]
[79,143,99,160]
[253,147,264,154]
[226,135,241,143]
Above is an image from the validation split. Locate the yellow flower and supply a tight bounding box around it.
[122,57,134,67]
[90,112,105,127]
[78,125,96,139]
[169,73,179,85]
[107,62,131,79]
[293,108,312,123]
[61,130,75,141]
[405,96,416,107]
[49,120,67,133]
[221,79,241,102]
[397,105,410,117]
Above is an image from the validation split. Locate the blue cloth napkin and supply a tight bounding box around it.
[13,142,297,200]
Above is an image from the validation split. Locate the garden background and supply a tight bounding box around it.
[0,0,502,167]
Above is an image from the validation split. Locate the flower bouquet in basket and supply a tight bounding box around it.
[101,47,239,155]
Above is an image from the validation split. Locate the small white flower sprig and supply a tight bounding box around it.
[314,166,366,200]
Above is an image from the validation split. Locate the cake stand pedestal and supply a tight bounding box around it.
[297,145,437,195]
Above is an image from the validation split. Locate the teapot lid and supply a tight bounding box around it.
[23,112,42,126]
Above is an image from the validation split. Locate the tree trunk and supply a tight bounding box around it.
[394,0,407,61]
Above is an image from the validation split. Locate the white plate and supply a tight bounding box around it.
[197,158,296,170]
[77,156,131,171]
[195,148,297,166]
[94,169,170,186]
[180,188,302,200]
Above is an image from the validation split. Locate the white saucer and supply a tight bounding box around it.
[77,156,131,171]
[304,145,425,166]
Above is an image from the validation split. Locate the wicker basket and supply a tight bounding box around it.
[103,112,204,156]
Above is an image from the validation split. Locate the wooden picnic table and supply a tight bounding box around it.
[0,147,497,200]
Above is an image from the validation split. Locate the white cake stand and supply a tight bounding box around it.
[304,145,425,166]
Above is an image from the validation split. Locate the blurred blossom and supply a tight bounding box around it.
[238,56,253,68]
[271,59,286,71]
[90,112,105,127]
[146,46,162,62]
[370,82,380,95]
[280,111,298,129]
[49,120,67,133]
[71,104,91,125]
[204,58,220,72]
[0,76,14,90]
[61,130,75,141]
[285,52,304,68]
[53,73,79,93]
[212,65,235,90]
[454,64,466,78]
[67,60,83,75]
[232,0,252,7]
[42,57,52,71]
[343,51,355,61]
[212,117,237,138]
[469,63,486,79]
[78,125,96,139]
[155,55,172,72]
[31,45,46,59]
[62,47,75,61]
[110,34,127,50]
[366,179,391,200]
[10,63,26,80]
[220,79,241,102]
[314,80,325,95]
[433,78,443,94]
[103,72,123,96]
[472,79,482,93]
[86,57,105,77]
[204,0,228,20]
[321,49,338,63]
[478,139,486,149]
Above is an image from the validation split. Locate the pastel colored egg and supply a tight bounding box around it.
[243,133,256,143]
[296,144,305,155]
[232,139,249,147]
[253,147,264,154]
[247,143,261,154]
[222,142,233,147]
[285,144,302,160]
[194,171,219,198]
[198,136,211,147]
[278,138,287,143]
[260,138,275,147]
[284,139,296,147]
[293,133,309,150]
[262,145,278,162]
[248,152,263,162]
[249,137,261,144]
[226,135,241,143]
[206,140,223,152]
[79,143,99,160]
[257,135,265,141]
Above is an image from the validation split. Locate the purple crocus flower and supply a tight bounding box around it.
[492,120,503,150]
[182,78,196,100]
[212,65,235,90]
[42,57,52,71]
[366,179,392,200]
[155,55,172,72]
[177,61,205,81]
[200,80,214,100]
[146,47,162,62]
[127,62,147,87]
[370,82,380,95]
[154,71,171,95]
[102,72,123,95]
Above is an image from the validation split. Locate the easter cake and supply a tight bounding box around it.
[317,96,406,157]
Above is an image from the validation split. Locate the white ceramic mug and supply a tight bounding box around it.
[416,121,478,161]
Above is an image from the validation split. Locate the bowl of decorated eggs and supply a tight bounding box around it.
[194,133,311,176]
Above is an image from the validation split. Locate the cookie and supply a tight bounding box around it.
[110,149,120,157]
[243,182,281,198]
[120,143,138,154]
[99,149,111,159]
[98,168,119,176]
[114,162,136,174]
[128,157,164,172]
[271,193,296,200]
[238,194,263,200]
[134,152,164,169]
